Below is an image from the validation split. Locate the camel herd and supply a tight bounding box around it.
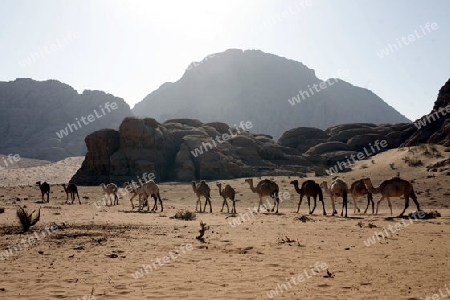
[35,176,421,217]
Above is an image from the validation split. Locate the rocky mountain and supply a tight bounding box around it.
[0,78,132,161]
[133,49,410,139]
[404,79,450,146]
[71,117,414,185]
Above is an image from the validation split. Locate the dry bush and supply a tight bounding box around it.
[0,207,4,214]
[173,210,196,221]
[403,156,423,167]
[16,205,40,232]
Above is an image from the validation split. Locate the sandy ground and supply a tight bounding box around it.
[0,145,449,300]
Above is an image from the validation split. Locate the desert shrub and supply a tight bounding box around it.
[389,163,396,170]
[0,207,4,213]
[361,164,368,169]
[173,210,196,221]
[16,205,40,232]
[403,156,423,167]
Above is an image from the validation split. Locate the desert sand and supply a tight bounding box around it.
[0,145,449,300]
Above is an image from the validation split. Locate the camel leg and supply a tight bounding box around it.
[270,192,279,213]
[353,195,360,213]
[77,192,81,204]
[297,195,303,213]
[232,199,236,214]
[331,196,337,216]
[342,193,348,218]
[364,193,374,214]
[387,197,393,216]
[399,195,409,217]
[307,196,311,214]
[158,194,163,212]
[257,196,263,213]
[130,193,136,209]
[196,196,201,212]
[204,197,212,213]
[311,196,317,214]
[411,191,420,212]
[321,198,327,216]
[272,192,279,214]
[221,197,229,213]
[375,196,386,215]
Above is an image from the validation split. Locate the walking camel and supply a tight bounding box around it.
[363,177,420,216]
[192,181,212,213]
[348,179,374,214]
[245,178,280,213]
[320,179,349,217]
[216,182,236,214]
[127,180,163,212]
[62,183,81,204]
[100,183,119,206]
[290,180,326,215]
[36,181,50,203]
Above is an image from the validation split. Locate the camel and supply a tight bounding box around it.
[36,181,50,202]
[290,180,326,215]
[216,183,236,214]
[100,183,119,206]
[62,183,81,204]
[191,181,212,213]
[363,177,420,216]
[348,179,374,214]
[245,178,280,213]
[128,180,163,212]
[320,179,348,217]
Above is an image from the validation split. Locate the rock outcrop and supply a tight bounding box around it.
[71,117,319,185]
[0,78,132,161]
[404,79,450,147]
[71,115,420,185]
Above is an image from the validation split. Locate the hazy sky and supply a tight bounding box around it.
[1,0,449,121]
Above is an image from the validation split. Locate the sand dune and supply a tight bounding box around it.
[0,146,449,299]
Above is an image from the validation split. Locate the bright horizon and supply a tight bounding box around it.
[1,0,449,121]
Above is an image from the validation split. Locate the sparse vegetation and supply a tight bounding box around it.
[0,207,4,214]
[173,210,196,221]
[403,156,423,167]
[361,164,368,169]
[389,163,396,170]
[196,221,209,242]
[16,205,40,232]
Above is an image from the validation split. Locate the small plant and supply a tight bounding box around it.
[389,163,396,170]
[196,221,209,242]
[16,205,40,232]
[360,164,368,169]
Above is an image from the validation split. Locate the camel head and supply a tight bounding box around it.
[289,180,298,185]
[362,178,372,187]
[216,182,222,189]
[36,181,41,186]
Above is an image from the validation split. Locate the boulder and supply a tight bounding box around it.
[305,142,351,155]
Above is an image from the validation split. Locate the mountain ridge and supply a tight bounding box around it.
[132,49,410,139]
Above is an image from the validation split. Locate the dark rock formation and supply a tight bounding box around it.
[404,79,450,147]
[0,78,132,161]
[72,114,425,185]
[71,117,317,185]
